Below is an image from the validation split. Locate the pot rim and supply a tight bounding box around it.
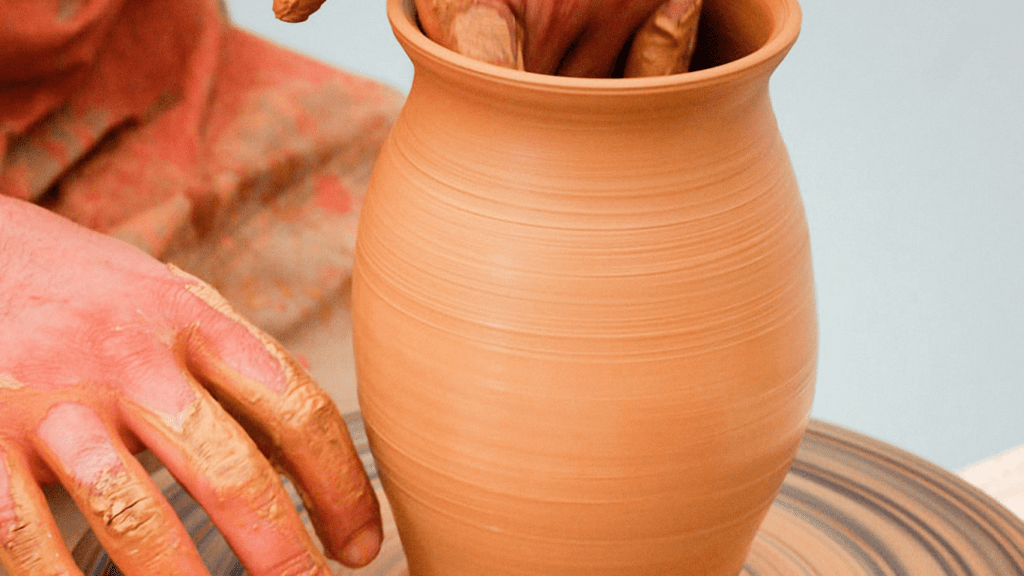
[386,0,802,94]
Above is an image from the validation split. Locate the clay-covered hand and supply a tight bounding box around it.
[272,0,329,22]
[414,0,703,77]
[270,0,701,77]
[0,197,381,575]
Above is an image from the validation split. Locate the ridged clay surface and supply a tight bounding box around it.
[353,0,813,574]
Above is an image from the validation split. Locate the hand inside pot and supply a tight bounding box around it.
[274,0,702,77]
[0,197,381,575]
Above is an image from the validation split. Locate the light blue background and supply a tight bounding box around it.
[225,0,1024,471]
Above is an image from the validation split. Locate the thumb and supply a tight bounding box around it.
[415,0,524,69]
[624,0,703,77]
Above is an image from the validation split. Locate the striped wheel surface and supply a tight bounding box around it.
[74,417,1024,576]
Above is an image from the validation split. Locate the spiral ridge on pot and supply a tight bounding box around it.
[351,1,814,574]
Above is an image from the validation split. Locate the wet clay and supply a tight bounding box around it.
[34,403,197,575]
[171,264,370,509]
[123,382,333,573]
[0,446,76,576]
[448,6,524,69]
[0,376,21,391]
[273,0,328,22]
[137,394,283,508]
[624,0,703,76]
[352,0,813,574]
[168,264,380,563]
[179,331,380,562]
[417,2,525,70]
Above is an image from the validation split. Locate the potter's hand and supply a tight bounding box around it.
[415,0,702,77]
[0,197,381,575]
[270,0,701,76]
[272,0,328,22]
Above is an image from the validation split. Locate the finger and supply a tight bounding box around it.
[166,266,382,567]
[122,376,336,576]
[99,319,333,575]
[0,442,82,576]
[517,1,588,74]
[623,0,702,77]
[554,4,658,78]
[415,0,524,69]
[32,403,209,576]
[273,0,328,22]
[553,25,636,77]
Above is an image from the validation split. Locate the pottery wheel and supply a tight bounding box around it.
[73,416,1024,576]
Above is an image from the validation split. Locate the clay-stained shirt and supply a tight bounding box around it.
[0,0,403,339]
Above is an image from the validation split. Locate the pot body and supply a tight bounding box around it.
[353,1,814,574]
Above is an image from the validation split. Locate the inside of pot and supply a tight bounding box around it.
[399,0,785,76]
[689,0,778,72]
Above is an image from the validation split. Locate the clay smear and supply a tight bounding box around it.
[135,389,289,515]
[83,468,170,549]
[625,0,703,76]
[449,5,524,69]
[168,263,290,394]
[273,0,328,22]
[35,403,186,573]
[413,0,524,70]
[0,447,75,576]
[0,374,22,391]
[126,377,333,568]
[167,263,379,562]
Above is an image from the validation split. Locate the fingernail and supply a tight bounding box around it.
[340,524,382,567]
[450,6,524,69]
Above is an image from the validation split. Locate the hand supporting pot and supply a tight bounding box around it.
[0,196,381,575]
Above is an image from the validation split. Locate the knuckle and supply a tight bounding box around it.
[237,469,288,519]
[87,474,164,540]
[1,451,64,575]
[179,397,293,516]
[1,520,50,572]
[280,379,337,432]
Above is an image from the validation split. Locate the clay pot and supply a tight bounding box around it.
[352,0,815,574]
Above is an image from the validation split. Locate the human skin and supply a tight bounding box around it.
[0,196,381,575]
[276,0,701,77]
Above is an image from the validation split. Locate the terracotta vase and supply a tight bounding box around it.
[352,0,815,574]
